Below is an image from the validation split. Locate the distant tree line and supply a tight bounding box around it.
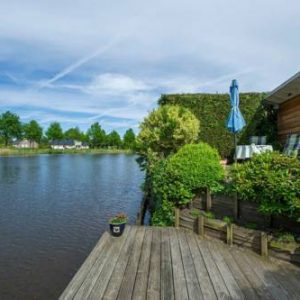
[0,111,136,149]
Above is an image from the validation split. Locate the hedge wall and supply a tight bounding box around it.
[158,93,277,158]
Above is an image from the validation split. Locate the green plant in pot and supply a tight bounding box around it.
[109,213,128,237]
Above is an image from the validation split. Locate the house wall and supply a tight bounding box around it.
[51,145,64,150]
[278,95,300,141]
[14,140,39,148]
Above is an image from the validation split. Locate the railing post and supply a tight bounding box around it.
[136,212,141,225]
[261,232,268,257]
[226,223,233,246]
[206,188,212,211]
[197,214,205,238]
[175,208,180,228]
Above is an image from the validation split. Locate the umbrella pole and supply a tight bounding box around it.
[233,133,239,221]
[234,133,237,165]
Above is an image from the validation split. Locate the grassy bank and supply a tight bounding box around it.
[0,147,134,157]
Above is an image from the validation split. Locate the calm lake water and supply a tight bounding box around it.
[0,154,144,299]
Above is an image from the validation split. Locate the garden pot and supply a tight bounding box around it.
[109,222,126,237]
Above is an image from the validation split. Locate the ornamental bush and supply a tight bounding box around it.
[137,105,200,158]
[151,143,225,225]
[231,152,300,222]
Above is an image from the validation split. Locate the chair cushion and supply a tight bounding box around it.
[284,134,300,156]
[249,136,267,145]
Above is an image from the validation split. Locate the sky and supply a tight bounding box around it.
[0,0,299,135]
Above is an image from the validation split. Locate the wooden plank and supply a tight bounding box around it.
[61,226,300,300]
[175,208,180,228]
[278,114,300,126]
[79,227,130,300]
[147,228,161,300]
[258,259,299,300]
[206,188,212,210]
[230,248,274,300]
[278,125,300,135]
[261,232,268,257]
[59,232,111,300]
[207,241,245,299]
[226,223,233,246]
[68,232,117,300]
[169,228,189,300]
[131,227,153,300]
[102,226,138,300]
[274,260,300,298]
[204,218,227,231]
[116,226,146,300]
[280,95,300,110]
[178,230,203,300]
[197,215,205,238]
[196,238,231,300]
[217,244,259,300]
[160,228,174,300]
[186,232,217,300]
[243,250,290,300]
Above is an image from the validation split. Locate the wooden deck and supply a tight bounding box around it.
[60,226,300,300]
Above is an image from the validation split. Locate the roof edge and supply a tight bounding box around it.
[265,71,300,103]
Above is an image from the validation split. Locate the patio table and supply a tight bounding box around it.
[236,144,273,160]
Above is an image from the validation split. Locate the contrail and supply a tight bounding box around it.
[199,68,254,88]
[38,35,124,89]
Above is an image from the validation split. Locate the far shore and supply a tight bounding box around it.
[0,147,134,157]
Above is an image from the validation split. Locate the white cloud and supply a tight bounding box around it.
[86,73,151,96]
[0,0,299,132]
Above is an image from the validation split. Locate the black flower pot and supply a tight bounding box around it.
[109,222,126,237]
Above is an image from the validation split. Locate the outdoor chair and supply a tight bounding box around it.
[249,136,267,145]
[283,134,300,157]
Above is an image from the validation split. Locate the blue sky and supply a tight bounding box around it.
[0,0,299,135]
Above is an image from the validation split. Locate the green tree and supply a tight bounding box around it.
[46,122,63,140]
[107,130,122,148]
[23,120,43,143]
[0,111,22,146]
[64,127,83,141]
[137,105,200,158]
[123,128,136,149]
[87,122,106,148]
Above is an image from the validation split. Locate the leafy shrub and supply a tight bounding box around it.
[151,200,174,226]
[137,105,200,158]
[223,216,233,224]
[275,232,295,243]
[190,209,201,218]
[231,152,300,222]
[203,211,215,219]
[153,143,224,206]
[244,223,258,230]
[158,93,277,158]
[151,143,224,225]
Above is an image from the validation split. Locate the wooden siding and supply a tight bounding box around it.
[278,95,300,140]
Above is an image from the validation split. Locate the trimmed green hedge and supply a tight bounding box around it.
[158,93,277,158]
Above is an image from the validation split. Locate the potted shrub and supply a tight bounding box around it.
[109,213,128,237]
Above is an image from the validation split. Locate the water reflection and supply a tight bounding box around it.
[0,154,144,299]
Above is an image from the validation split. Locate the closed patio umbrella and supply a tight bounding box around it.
[226,79,246,163]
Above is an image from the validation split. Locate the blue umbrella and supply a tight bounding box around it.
[227,79,246,133]
[226,79,246,162]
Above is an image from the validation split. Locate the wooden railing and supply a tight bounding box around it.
[174,208,268,257]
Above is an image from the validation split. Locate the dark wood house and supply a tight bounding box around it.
[265,71,300,141]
